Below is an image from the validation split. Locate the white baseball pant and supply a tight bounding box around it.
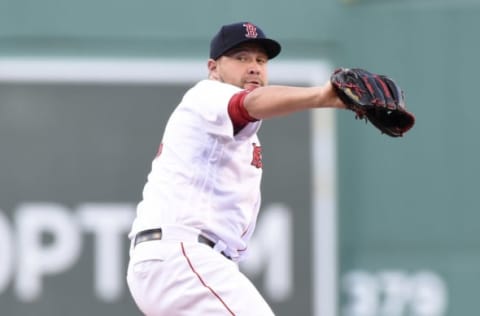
[127,225,274,316]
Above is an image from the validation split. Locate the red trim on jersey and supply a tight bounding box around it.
[228,90,258,134]
[180,243,236,315]
[156,143,163,157]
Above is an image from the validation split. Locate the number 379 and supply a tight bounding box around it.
[341,270,448,316]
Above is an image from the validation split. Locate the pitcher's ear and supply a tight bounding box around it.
[208,59,219,79]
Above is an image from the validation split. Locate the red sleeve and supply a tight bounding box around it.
[228,90,258,134]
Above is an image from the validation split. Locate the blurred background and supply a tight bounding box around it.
[0,0,478,315]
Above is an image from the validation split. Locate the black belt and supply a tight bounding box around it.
[134,228,231,259]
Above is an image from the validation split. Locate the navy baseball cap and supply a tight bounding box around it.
[210,22,281,60]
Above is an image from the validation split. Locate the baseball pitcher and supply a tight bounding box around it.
[126,21,415,316]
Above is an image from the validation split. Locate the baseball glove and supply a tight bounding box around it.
[330,68,415,137]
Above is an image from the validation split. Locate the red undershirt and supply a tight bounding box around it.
[227,90,258,134]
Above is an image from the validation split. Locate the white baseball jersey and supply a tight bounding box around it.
[129,79,263,261]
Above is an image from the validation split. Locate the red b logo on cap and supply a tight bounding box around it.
[243,23,258,39]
